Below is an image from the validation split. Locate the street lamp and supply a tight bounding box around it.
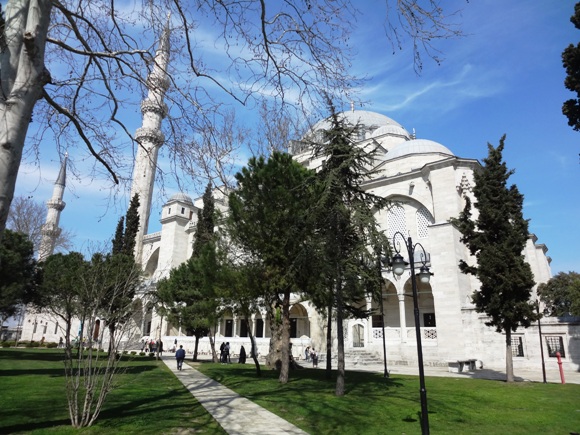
[390,231,432,435]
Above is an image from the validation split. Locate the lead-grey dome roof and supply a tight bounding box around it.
[387,139,454,160]
[308,110,403,134]
[167,192,193,204]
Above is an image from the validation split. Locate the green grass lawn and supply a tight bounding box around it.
[2,348,580,435]
[0,348,225,434]
[194,361,580,435]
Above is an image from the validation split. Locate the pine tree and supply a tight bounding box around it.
[453,136,538,382]
[227,151,317,383]
[309,103,389,395]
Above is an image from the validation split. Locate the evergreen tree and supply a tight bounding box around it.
[111,194,139,256]
[111,217,124,256]
[192,184,215,258]
[562,2,580,131]
[123,194,140,256]
[538,271,580,317]
[452,136,538,382]
[0,230,39,323]
[227,152,317,383]
[308,104,389,396]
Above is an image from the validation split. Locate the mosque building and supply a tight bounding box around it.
[135,109,577,374]
[17,29,578,375]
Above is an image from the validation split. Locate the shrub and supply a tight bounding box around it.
[46,342,58,348]
[139,352,145,356]
[25,341,37,348]
[1,341,15,348]
[149,352,155,357]
[130,351,137,355]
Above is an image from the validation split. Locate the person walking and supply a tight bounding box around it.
[175,345,186,370]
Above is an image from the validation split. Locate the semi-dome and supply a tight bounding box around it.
[370,124,411,139]
[387,139,454,160]
[167,192,193,204]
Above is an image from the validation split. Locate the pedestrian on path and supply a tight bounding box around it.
[175,345,186,370]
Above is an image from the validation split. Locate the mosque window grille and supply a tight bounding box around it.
[511,336,524,357]
[416,206,434,239]
[545,336,566,358]
[387,204,406,241]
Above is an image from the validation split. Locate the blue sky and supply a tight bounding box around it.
[13,0,580,274]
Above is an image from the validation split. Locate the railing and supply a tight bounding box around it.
[372,327,437,342]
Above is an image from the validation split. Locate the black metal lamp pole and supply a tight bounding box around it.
[536,300,547,384]
[391,232,431,435]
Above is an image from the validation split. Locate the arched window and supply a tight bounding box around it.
[416,206,434,239]
[387,204,406,240]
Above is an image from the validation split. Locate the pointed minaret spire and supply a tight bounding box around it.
[130,22,171,264]
[38,154,67,262]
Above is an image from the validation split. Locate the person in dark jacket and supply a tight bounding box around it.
[175,345,186,370]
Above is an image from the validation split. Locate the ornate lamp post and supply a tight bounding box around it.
[390,231,432,435]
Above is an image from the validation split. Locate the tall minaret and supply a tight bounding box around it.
[38,154,67,262]
[130,24,171,264]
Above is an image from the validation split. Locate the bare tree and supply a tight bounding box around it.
[0,0,463,242]
[7,195,74,254]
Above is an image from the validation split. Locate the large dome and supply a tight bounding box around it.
[309,110,403,133]
[387,139,454,160]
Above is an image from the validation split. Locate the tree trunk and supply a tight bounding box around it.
[505,330,514,382]
[325,301,333,379]
[209,330,218,363]
[0,0,53,239]
[193,335,200,361]
[278,290,291,384]
[266,303,283,368]
[245,317,261,377]
[335,277,345,396]
[107,323,115,355]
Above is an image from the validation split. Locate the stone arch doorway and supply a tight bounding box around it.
[352,324,364,347]
[289,303,309,338]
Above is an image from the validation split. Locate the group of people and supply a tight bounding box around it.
[174,342,248,370]
[142,339,164,354]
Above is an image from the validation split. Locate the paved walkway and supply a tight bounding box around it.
[161,357,307,434]
[162,356,580,434]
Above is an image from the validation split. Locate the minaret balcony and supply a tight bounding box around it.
[141,98,168,118]
[46,199,65,211]
[135,127,165,146]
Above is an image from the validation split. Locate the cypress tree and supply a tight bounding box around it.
[123,194,140,256]
[192,183,215,258]
[453,136,538,382]
[112,217,124,255]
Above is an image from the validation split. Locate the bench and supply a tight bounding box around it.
[447,359,477,373]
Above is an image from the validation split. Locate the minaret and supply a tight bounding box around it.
[38,154,67,262]
[130,24,171,264]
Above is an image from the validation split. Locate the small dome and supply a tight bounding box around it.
[370,125,411,139]
[387,139,454,160]
[167,192,193,204]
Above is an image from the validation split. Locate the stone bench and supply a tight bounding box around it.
[447,359,477,373]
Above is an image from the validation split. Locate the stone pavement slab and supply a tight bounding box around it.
[162,357,307,435]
